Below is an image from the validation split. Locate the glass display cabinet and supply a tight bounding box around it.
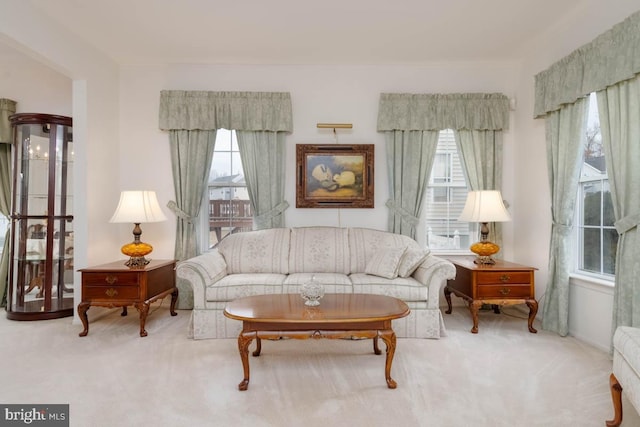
[7,113,74,320]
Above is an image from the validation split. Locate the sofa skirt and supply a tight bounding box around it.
[187,302,447,340]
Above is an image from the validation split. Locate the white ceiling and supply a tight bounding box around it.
[13,0,586,65]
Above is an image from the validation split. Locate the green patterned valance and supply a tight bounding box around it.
[0,99,17,144]
[377,93,510,131]
[159,91,293,132]
[534,10,640,118]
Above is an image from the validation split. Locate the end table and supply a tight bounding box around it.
[444,257,538,334]
[78,259,178,337]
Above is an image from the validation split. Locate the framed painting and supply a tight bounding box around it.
[296,144,374,208]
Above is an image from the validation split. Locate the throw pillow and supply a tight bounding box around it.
[364,247,407,279]
[397,249,430,278]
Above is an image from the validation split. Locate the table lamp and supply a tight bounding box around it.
[109,190,167,268]
[458,190,511,265]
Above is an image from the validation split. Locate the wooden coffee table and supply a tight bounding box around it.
[223,293,410,391]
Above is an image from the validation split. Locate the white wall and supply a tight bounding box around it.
[514,0,640,350]
[118,62,520,258]
[0,49,72,116]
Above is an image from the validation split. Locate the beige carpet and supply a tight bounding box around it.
[1,302,638,427]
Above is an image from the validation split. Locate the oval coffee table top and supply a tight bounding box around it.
[224,293,410,324]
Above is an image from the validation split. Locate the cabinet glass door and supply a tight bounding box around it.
[7,113,73,320]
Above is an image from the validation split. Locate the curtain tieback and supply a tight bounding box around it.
[167,201,193,223]
[385,200,419,226]
[255,201,289,228]
[615,213,640,235]
[551,221,572,236]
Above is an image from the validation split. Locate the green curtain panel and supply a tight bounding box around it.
[236,130,289,229]
[168,130,216,262]
[534,10,640,118]
[0,145,11,306]
[454,129,505,255]
[0,99,15,306]
[541,98,588,336]
[385,130,439,238]
[0,99,16,144]
[598,75,640,336]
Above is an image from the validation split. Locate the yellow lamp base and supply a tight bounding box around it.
[121,241,153,268]
[469,241,500,265]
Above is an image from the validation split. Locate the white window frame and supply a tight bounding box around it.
[573,93,616,282]
[430,152,453,185]
[574,176,616,281]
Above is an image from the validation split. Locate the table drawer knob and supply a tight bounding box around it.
[105,275,118,285]
[499,275,511,283]
[105,288,118,298]
[499,287,511,295]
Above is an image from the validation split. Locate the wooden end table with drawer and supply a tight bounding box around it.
[78,259,178,337]
[444,257,538,334]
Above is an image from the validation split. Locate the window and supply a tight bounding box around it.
[432,152,452,184]
[425,129,475,251]
[575,93,617,278]
[206,129,252,248]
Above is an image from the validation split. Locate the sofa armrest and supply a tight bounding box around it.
[176,250,228,310]
[412,255,456,309]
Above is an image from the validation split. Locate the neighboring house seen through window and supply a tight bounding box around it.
[206,129,252,249]
[425,129,475,251]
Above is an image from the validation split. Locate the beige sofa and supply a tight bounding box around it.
[176,227,456,339]
[608,326,640,426]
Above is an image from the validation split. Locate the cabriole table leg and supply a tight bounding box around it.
[606,373,623,427]
[379,329,398,389]
[525,299,539,333]
[238,331,256,391]
[78,302,90,337]
[169,288,179,316]
[134,302,150,337]
[469,300,483,333]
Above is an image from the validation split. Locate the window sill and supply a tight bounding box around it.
[569,272,615,293]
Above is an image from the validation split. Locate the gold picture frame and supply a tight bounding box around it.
[296,144,374,208]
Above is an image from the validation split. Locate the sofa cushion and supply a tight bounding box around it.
[283,273,353,294]
[289,227,351,274]
[364,247,407,279]
[350,273,427,302]
[397,249,430,278]
[206,273,286,301]
[218,228,290,274]
[349,227,421,273]
[613,326,640,380]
